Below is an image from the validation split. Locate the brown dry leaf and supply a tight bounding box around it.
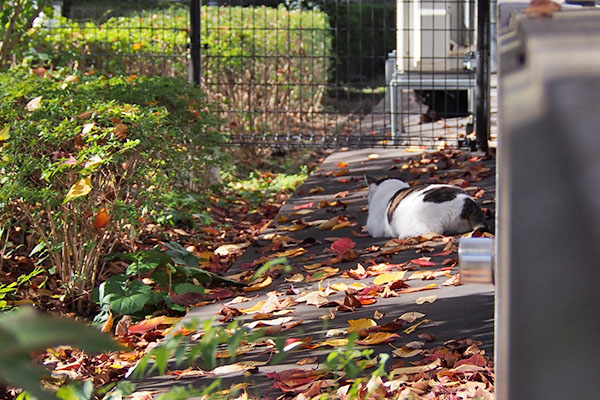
[332,220,353,230]
[214,242,251,257]
[443,274,461,286]
[303,262,325,271]
[114,123,128,140]
[315,338,349,348]
[397,283,438,294]
[374,310,385,320]
[280,220,309,232]
[333,168,350,177]
[296,357,318,366]
[333,190,350,198]
[309,186,325,194]
[393,347,423,358]
[337,161,349,168]
[101,312,114,333]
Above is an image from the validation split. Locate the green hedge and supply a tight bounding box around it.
[0,70,223,305]
[28,5,332,135]
[323,1,396,83]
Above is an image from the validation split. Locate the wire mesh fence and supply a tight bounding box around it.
[34,0,489,149]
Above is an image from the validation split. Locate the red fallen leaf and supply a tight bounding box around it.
[448,178,469,187]
[336,291,362,312]
[455,354,488,368]
[294,201,315,210]
[410,258,436,267]
[378,318,408,332]
[432,249,454,257]
[333,190,350,198]
[205,288,236,300]
[284,336,314,351]
[359,285,384,296]
[396,283,438,294]
[358,295,377,305]
[337,161,349,168]
[170,292,205,306]
[330,238,356,257]
[418,333,437,342]
[345,263,369,280]
[338,178,352,184]
[441,258,457,266]
[267,368,327,389]
[389,280,410,290]
[128,316,182,335]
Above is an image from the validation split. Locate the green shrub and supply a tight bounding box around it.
[323,0,396,83]
[27,5,332,136]
[0,69,223,311]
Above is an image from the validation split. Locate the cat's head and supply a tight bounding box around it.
[364,175,408,203]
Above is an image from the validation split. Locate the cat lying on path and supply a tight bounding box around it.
[365,176,487,239]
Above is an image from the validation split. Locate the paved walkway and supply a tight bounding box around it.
[131,147,496,398]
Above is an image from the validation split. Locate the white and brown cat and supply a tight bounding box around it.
[365,175,487,239]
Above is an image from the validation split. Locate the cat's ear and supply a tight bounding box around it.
[364,174,377,185]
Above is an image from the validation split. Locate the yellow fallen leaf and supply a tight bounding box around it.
[403,319,431,335]
[332,220,352,230]
[329,282,349,292]
[309,186,325,194]
[132,42,144,51]
[390,358,442,375]
[416,295,437,305]
[0,125,10,141]
[316,338,349,347]
[285,273,305,283]
[243,276,273,292]
[239,301,266,314]
[356,332,400,345]
[303,262,325,271]
[318,216,340,230]
[25,96,43,111]
[367,153,381,160]
[348,318,377,333]
[373,271,406,285]
[64,176,92,203]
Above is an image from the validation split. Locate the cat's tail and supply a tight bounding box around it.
[462,198,489,233]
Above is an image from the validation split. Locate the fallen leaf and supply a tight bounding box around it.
[399,312,425,323]
[128,316,182,335]
[243,275,273,292]
[403,319,431,335]
[285,273,305,283]
[309,186,325,194]
[101,312,114,333]
[348,318,377,333]
[392,347,423,358]
[296,291,330,307]
[25,96,43,111]
[367,153,381,160]
[294,201,315,210]
[333,190,350,198]
[390,357,442,375]
[373,271,406,285]
[374,310,385,320]
[64,176,92,203]
[215,242,251,256]
[297,357,318,366]
[114,123,128,140]
[337,161,349,168]
[333,168,349,176]
[245,316,294,329]
[306,267,339,282]
[330,238,355,257]
[396,283,438,294]
[410,257,436,267]
[418,333,436,342]
[325,328,347,337]
[315,338,349,347]
[356,332,400,346]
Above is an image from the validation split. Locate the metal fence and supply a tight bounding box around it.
[40,0,490,149]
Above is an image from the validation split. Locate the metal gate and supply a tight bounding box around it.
[42,0,490,150]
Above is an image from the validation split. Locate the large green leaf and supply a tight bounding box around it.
[108,281,152,315]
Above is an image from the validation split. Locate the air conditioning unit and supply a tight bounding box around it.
[396,0,474,72]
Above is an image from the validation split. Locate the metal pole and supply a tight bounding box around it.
[190,0,202,85]
[476,0,490,152]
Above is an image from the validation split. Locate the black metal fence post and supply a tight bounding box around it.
[190,0,201,85]
[476,0,491,152]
